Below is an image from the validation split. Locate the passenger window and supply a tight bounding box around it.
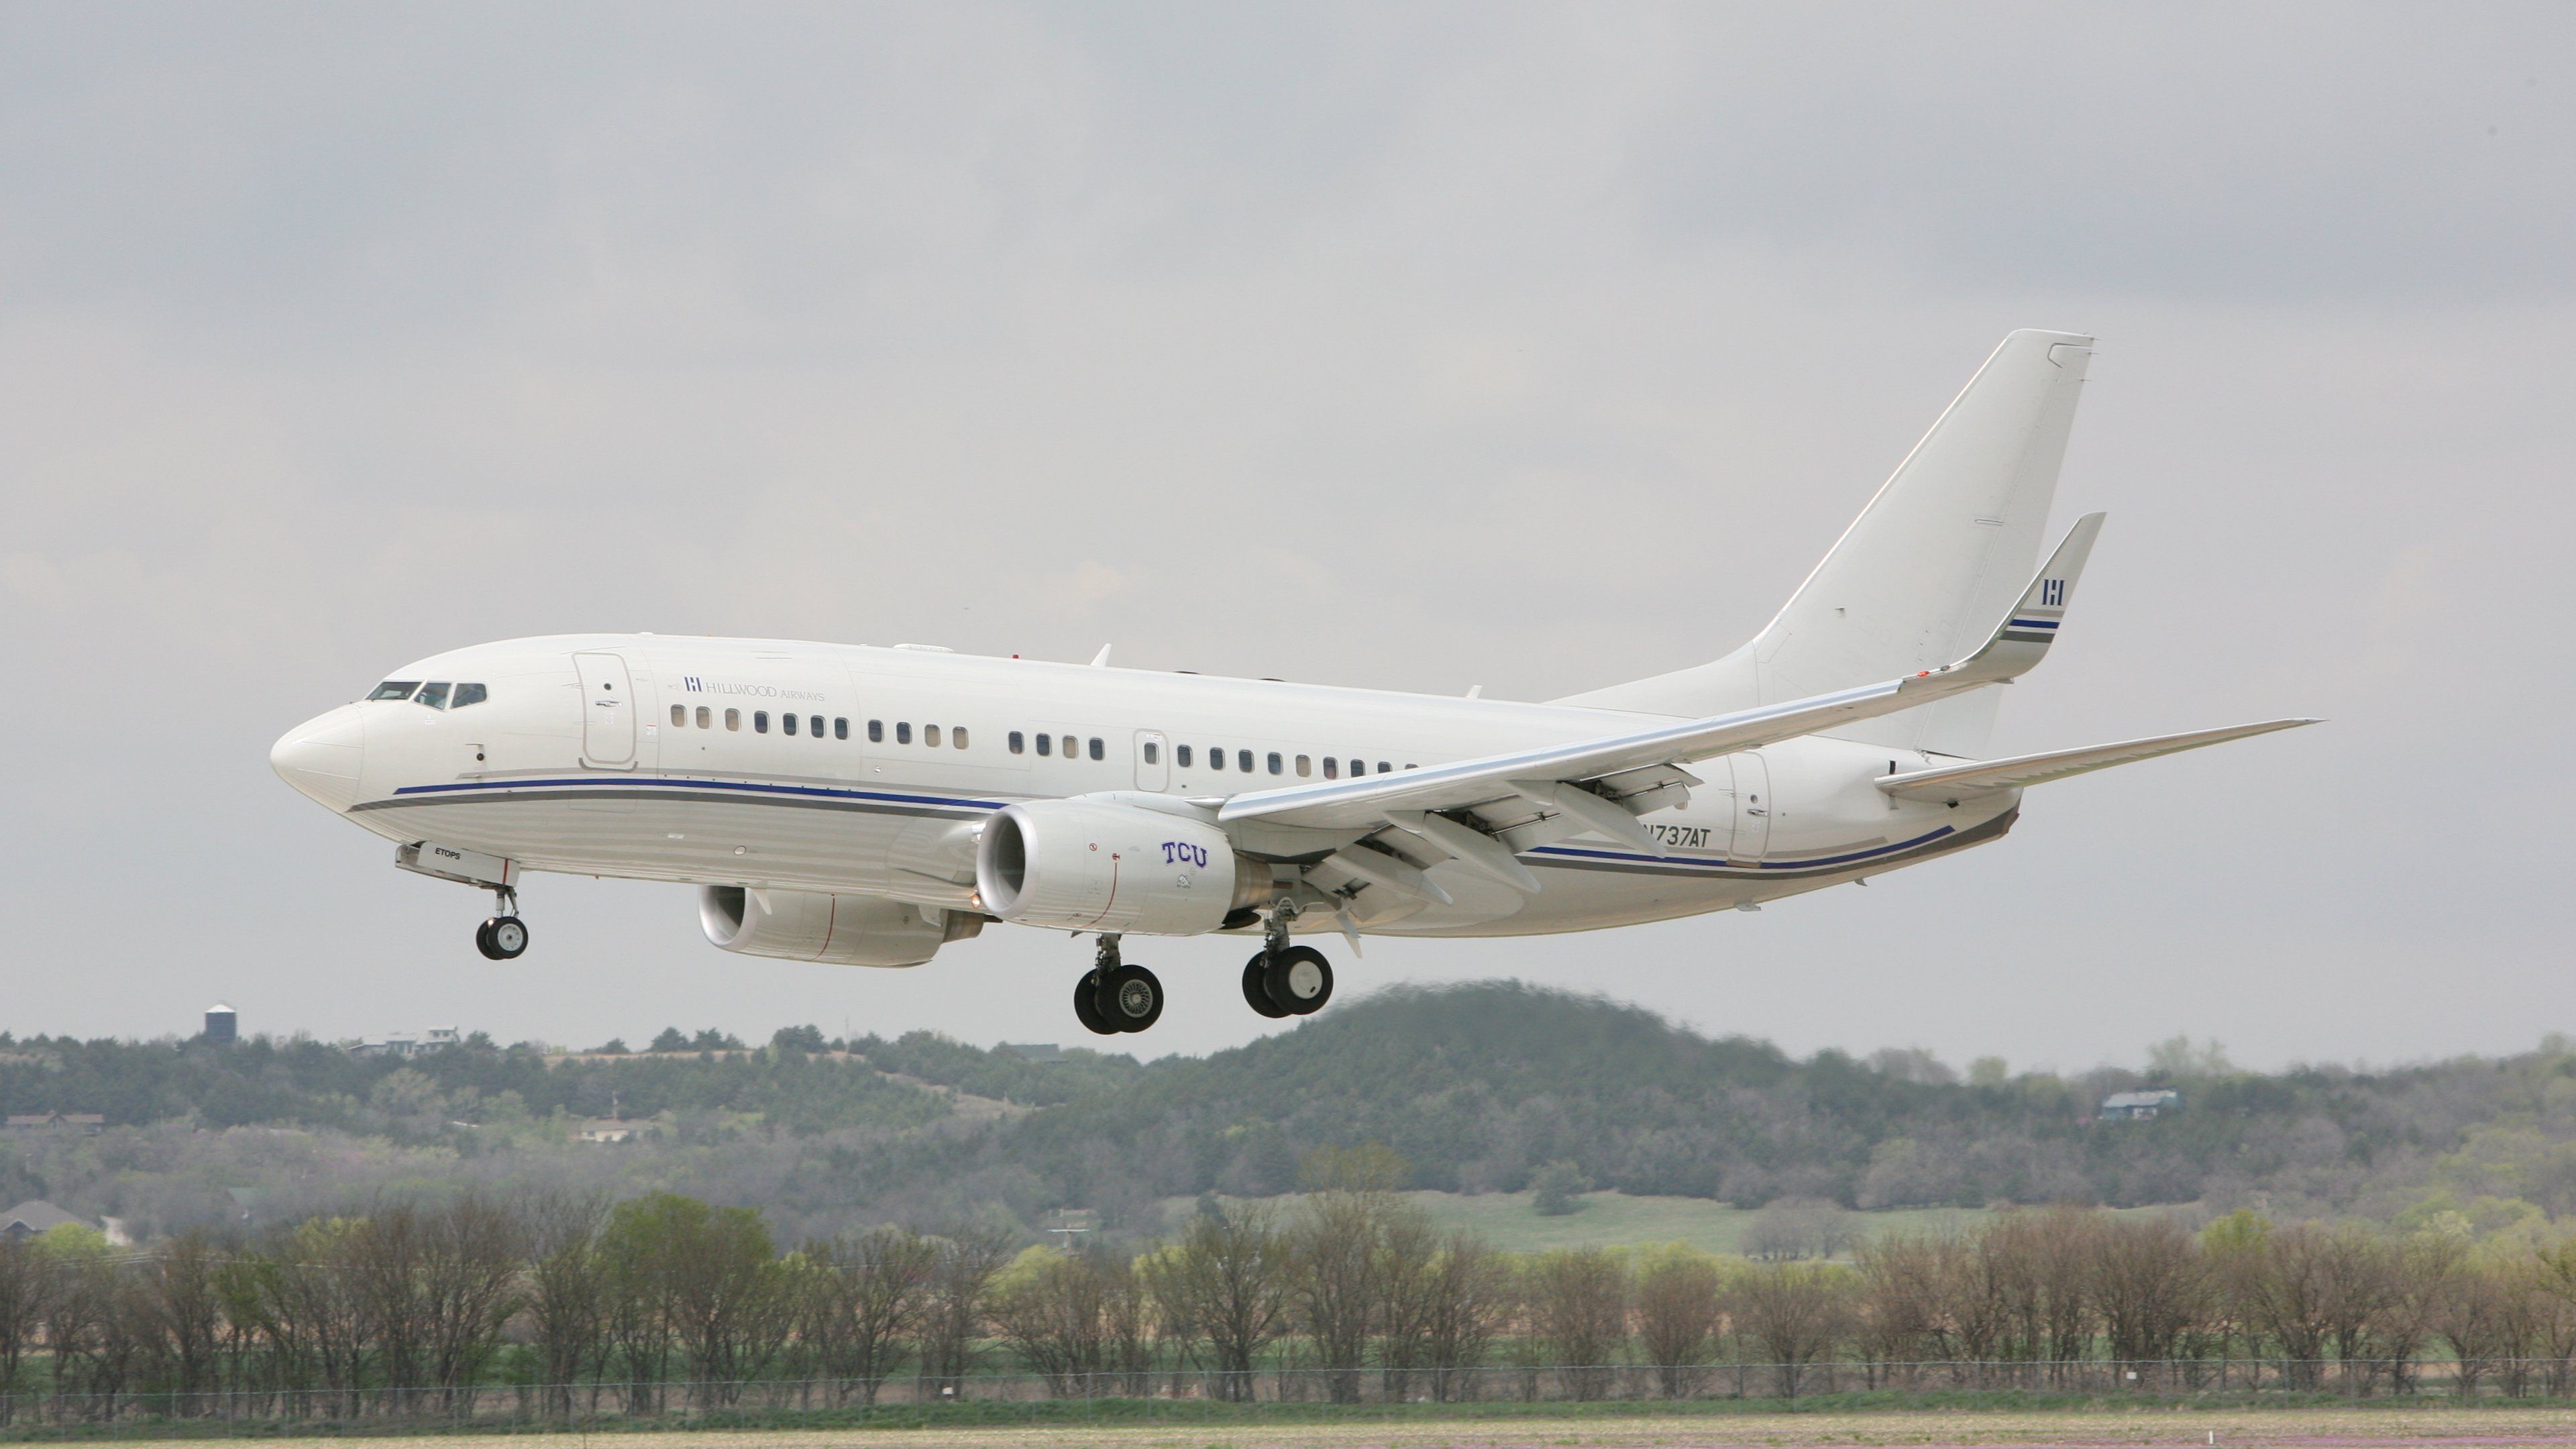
[1324,757,1338,780]
[834,717,848,740]
[670,705,686,727]
[954,727,968,749]
[810,715,824,738]
[1143,741,1159,765]
[451,683,487,708]
[1177,745,1193,767]
[783,713,799,737]
[868,720,883,743]
[726,709,741,731]
[1210,747,1224,771]
[1378,761,1393,774]
[1089,737,1104,761]
[368,681,420,701]
[925,724,941,748]
[1267,751,1283,775]
[896,722,912,745]
[1010,731,1025,755]
[698,706,712,729]
[414,682,451,709]
[1348,759,1365,775]
[1237,749,1252,773]
[754,711,770,733]
[1296,755,1311,777]
[1036,733,1052,757]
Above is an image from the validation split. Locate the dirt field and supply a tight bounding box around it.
[83,1405,2576,1449]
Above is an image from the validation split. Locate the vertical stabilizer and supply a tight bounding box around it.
[1558,329,2093,758]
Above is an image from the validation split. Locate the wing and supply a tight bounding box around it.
[1217,515,2105,894]
[1874,719,2319,803]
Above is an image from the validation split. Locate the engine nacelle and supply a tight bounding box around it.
[974,800,1265,934]
[698,886,970,967]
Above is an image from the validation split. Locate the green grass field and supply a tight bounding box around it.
[1160,1191,1990,1254]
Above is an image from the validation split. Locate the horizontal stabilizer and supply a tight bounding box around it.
[1875,719,2320,803]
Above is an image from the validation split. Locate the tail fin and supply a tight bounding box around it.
[1560,329,2094,757]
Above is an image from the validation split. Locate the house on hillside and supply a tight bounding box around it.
[348,1026,462,1060]
[2099,1089,2182,1121]
[4,1112,105,1136]
[1,1200,90,1240]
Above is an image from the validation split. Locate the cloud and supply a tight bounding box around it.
[1,3,2569,1070]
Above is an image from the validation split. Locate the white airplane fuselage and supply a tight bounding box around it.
[278,633,2012,941]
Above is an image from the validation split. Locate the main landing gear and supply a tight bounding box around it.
[1242,905,1333,1019]
[474,887,529,961]
[1073,935,1163,1036]
[1067,905,1334,1035]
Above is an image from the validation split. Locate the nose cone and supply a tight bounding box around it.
[272,705,366,812]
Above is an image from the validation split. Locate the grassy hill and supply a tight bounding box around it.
[3,982,2573,1244]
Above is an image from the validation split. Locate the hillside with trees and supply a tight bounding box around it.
[1,983,2572,1245]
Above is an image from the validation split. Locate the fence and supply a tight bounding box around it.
[3,1359,2575,1434]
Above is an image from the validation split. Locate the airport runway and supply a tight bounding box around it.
[85,1404,2576,1449]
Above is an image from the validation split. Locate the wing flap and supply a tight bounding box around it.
[1875,719,2319,802]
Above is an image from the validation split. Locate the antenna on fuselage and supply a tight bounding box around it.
[1089,645,1113,667]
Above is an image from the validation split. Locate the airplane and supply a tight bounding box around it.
[272,329,2313,1036]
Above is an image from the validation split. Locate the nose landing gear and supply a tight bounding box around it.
[1074,935,1163,1036]
[474,887,529,961]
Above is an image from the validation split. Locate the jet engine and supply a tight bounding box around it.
[698,885,975,967]
[974,800,1269,934]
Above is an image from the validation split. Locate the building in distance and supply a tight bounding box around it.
[204,1004,238,1044]
[2099,1089,2182,1122]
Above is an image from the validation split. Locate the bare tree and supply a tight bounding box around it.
[1419,1231,1509,1402]
[1142,1202,1287,1402]
[1635,1250,1723,1398]
[918,1223,1015,1396]
[1288,1189,1397,1403]
[991,1246,1110,1395]
[1373,1203,1442,1400]
[1726,1260,1854,1399]
[523,1193,612,1419]
[2090,1214,2207,1368]
[1525,1247,1627,1400]
[800,1225,936,1404]
[0,1238,48,1421]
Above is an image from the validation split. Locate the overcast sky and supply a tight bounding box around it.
[4,3,2570,1075]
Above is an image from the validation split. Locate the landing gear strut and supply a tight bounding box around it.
[1074,934,1163,1036]
[1242,901,1333,1018]
[474,887,528,961]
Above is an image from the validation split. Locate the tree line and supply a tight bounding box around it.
[6,1171,2576,1425]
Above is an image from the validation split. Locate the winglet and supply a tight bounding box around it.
[1902,513,2103,694]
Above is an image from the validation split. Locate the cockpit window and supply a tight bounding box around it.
[452,683,487,708]
[415,682,451,709]
[368,681,420,701]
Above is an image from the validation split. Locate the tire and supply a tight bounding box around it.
[1097,963,1164,1032]
[1242,953,1289,1018]
[1262,945,1332,1015]
[480,917,527,961]
[1072,971,1118,1036]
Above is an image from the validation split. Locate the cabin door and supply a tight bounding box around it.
[1727,753,1771,861]
[572,652,636,767]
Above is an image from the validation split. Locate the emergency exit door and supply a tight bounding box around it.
[572,652,636,767]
